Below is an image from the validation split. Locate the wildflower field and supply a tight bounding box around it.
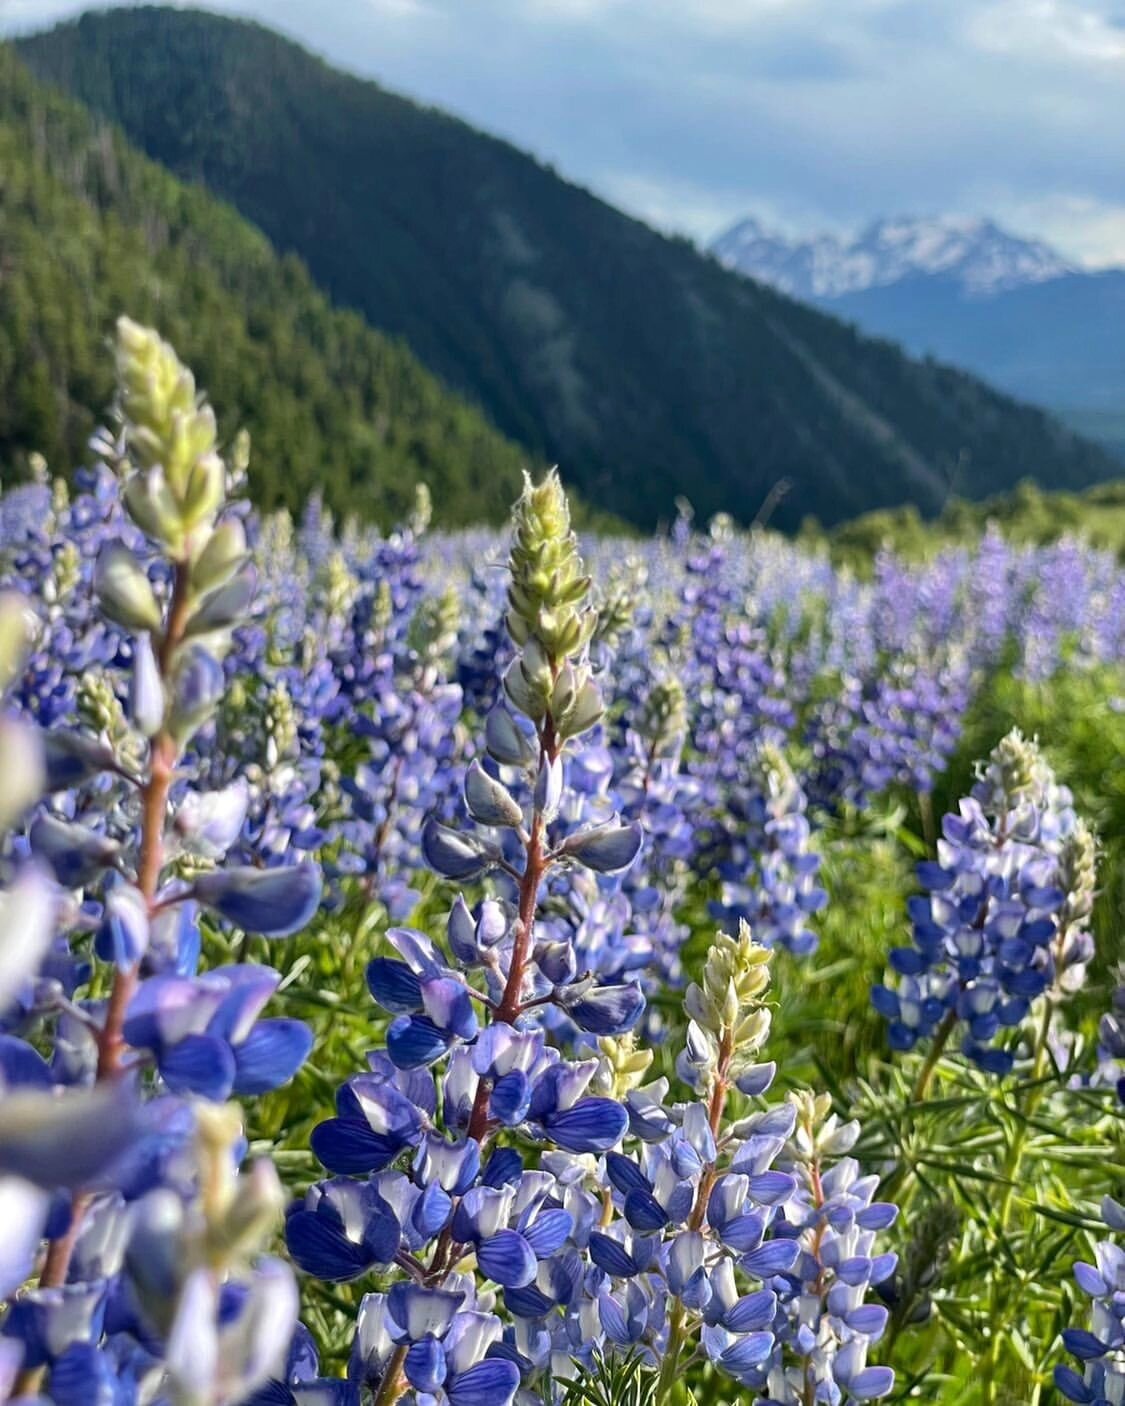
[0,322,1122,1406]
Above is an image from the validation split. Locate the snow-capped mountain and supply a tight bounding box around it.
[713,214,1074,299]
[710,214,1124,459]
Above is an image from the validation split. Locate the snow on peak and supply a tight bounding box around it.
[711,214,1074,299]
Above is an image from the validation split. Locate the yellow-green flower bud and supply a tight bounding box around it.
[318,550,359,622]
[0,592,38,695]
[409,481,433,536]
[48,541,82,605]
[1059,819,1098,927]
[979,728,1051,805]
[193,519,249,597]
[114,319,229,549]
[594,1033,655,1100]
[408,585,460,668]
[639,674,687,757]
[684,922,774,1092]
[94,543,163,633]
[506,471,595,665]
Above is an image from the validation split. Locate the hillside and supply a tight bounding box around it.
[828,273,1125,454]
[821,479,1125,567]
[17,9,1120,531]
[0,44,534,527]
[714,215,1125,459]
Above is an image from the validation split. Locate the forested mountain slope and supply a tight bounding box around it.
[18,8,1119,529]
[0,45,534,526]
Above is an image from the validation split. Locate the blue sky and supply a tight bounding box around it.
[3,0,1124,265]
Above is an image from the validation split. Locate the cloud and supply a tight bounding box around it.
[2,0,1123,265]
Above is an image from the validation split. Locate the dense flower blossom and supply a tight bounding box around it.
[872,729,1098,1075]
[1,313,1123,1406]
[272,474,896,1406]
[711,741,826,957]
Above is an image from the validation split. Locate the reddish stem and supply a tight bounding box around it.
[28,563,192,1314]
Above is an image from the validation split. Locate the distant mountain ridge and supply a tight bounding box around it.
[713,214,1077,299]
[713,215,1125,458]
[16,8,1121,530]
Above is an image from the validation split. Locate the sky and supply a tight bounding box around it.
[2,0,1124,267]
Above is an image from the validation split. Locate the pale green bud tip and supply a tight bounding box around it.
[506,469,597,663]
[114,319,224,537]
[986,727,1050,799]
[515,468,571,543]
[0,592,39,695]
[408,586,460,664]
[641,675,687,750]
[410,481,433,536]
[115,317,198,433]
[1060,819,1098,921]
[686,921,773,1043]
[596,1033,655,1099]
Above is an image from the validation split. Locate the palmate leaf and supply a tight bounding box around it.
[560,1349,700,1406]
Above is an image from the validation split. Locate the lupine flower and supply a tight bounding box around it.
[0,323,316,1404]
[1054,1196,1125,1405]
[873,730,1097,1075]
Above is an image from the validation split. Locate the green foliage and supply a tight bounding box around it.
[0,44,537,527]
[560,1351,675,1406]
[18,8,1120,531]
[824,478,1125,568]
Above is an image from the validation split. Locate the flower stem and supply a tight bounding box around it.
[372,1343,410,1406]
[657,1029,733,1402]
[30,562,191,1305]
[912,1007,957,1104]
[982,996,1056,1400]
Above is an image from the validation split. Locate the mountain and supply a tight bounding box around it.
[714,215,1125,458]
[16,10,1120,531]
[713,215,1074,300]
[0,46,538,527]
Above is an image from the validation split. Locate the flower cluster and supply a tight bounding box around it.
[270,472,896,1406]
[872,729,1097,1075]
[711,742,827,958]
[0,321,320,1402]
[1054,1196,1125,1405]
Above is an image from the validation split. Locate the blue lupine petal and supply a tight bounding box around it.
[158,1034,237,1101]
[560,820,643,874]
[605,1152,651,1197]
[844,1367,896,1400]
[477,1230,536,1288]
[285,1214,373,1282]
[723,1289,777,1334]
[232,1019,313,1094]
[386,1016,450,1070]
[522,1208,573,1258]
[588,1232,638,1278]
[623,1189,669,1232]
[404,1337,447,1393]
[310,1119,402,1175]
[742,1239,800,1276]
[365,959,423,1014]
[193,862,322,936]
[489,1070,532,1126]
[543,1098,628,1153]
[446,1359,520,1406]
[1054,1365,1096,1403]
[1063,1329,1107,1360]
[564,982,645,1036]
[503,1283,556,1318]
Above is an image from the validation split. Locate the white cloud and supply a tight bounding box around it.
[968,0,1125,63]
[1,0,1123,265]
